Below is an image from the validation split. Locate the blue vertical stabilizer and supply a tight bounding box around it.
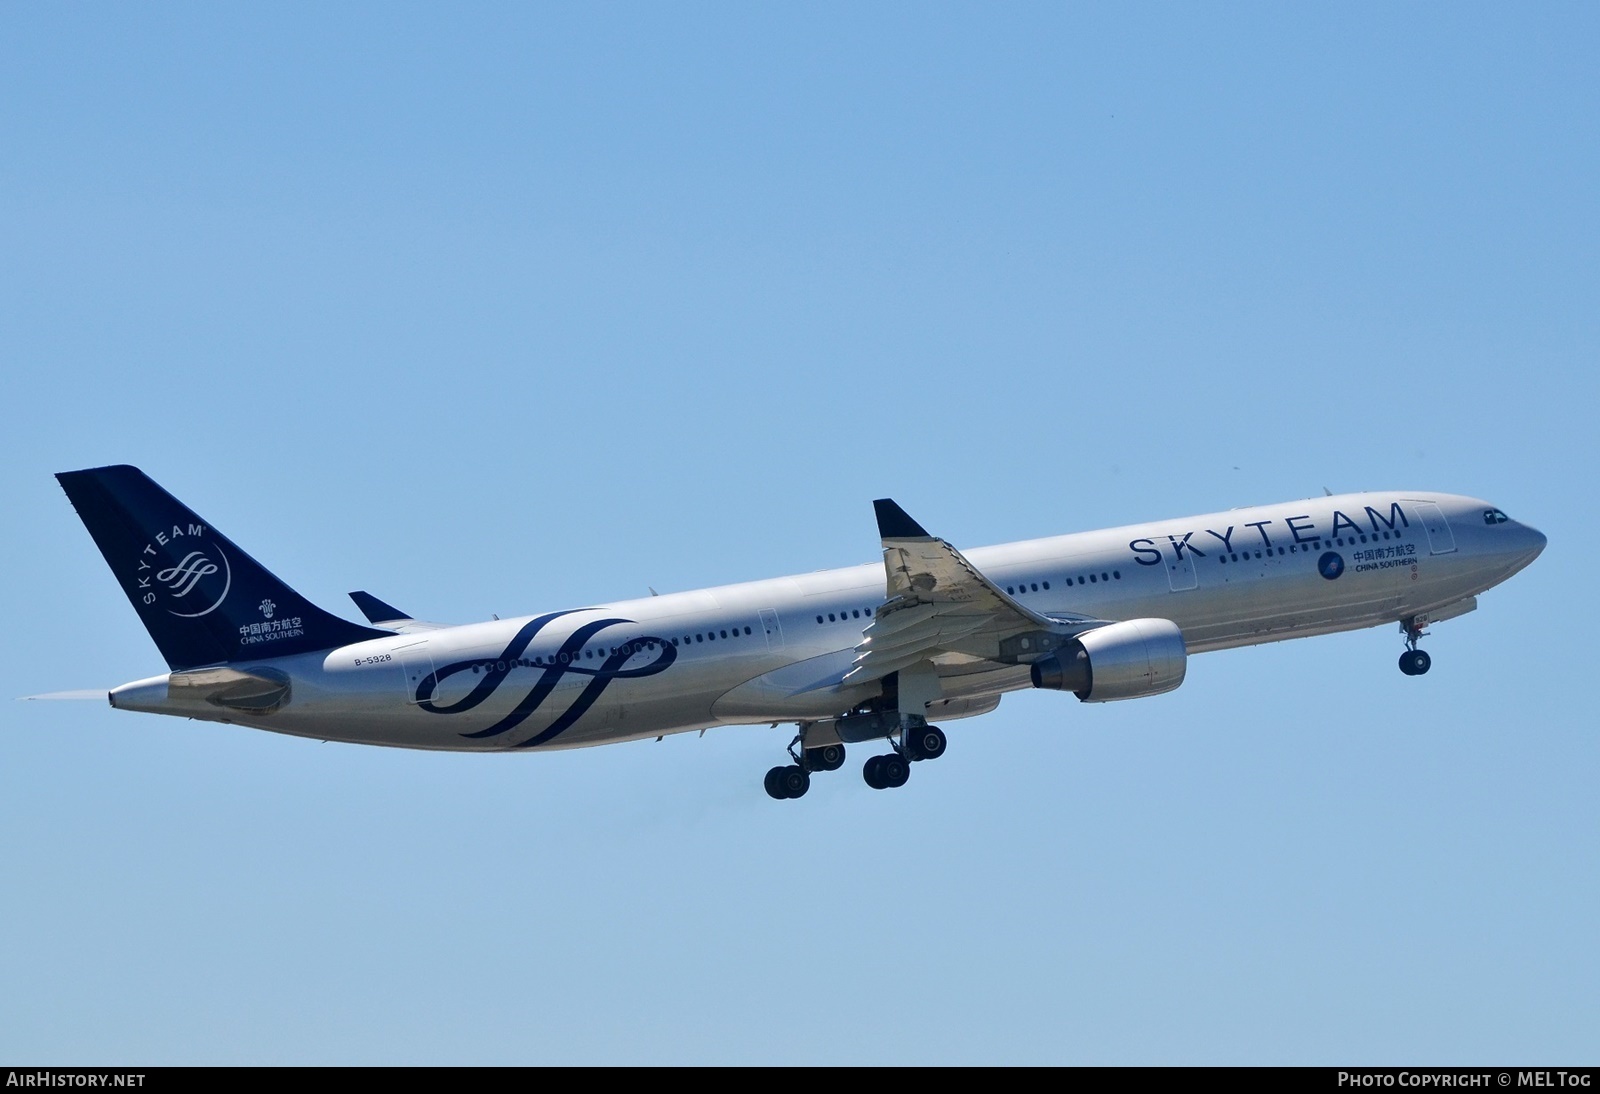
[57,465,391,670]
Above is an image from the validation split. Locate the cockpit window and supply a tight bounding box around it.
[1484,508,1509,525]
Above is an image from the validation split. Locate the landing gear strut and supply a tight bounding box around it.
[1398,618,1432,676]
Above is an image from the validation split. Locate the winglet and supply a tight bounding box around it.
[349,591,411,625]
[874,498,930,539]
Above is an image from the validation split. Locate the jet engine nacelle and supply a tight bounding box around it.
[1028,618,1187,702]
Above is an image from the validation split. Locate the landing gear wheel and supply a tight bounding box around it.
[863,755,886,790]
[807,743,846,772]
[1399,649,1432,676]
[765,766,790,799]
[907,725,947,762]
[778,764,810,798]
[880,753,910,788]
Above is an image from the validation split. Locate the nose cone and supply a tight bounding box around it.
[1523,524,1548,562]
[1508,523,1547,574]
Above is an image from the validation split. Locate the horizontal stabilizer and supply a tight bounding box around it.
[350,590,410,625]
[349,590,450,632]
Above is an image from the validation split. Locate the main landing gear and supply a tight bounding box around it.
[905,723,947,761]
[763,764,809,799]
[763,723,948,799]
[862,752,909,790]
[1398,617,1432,677]
[763,737,847,800]
[862,723,946,792]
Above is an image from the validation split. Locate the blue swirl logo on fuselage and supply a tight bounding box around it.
[1318,551,1345,580]
[413,610,677,748]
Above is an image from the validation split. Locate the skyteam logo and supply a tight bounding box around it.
[132,524,232,617]
[416,610,677,748]
[1318,551,1345,580]
[160,552,219,596]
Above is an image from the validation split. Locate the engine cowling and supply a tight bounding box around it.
[1029,618,1186,702]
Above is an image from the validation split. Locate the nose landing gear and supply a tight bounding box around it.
[1398,618,1432,676]
[1399,649,1432,675]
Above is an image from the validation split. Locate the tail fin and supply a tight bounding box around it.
[57,465,391,670]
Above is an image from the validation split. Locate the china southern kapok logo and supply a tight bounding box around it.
[132,524,232,617]
[1317,551,1345,580]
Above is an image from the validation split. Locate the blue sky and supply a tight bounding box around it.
[2,3,1596,1063]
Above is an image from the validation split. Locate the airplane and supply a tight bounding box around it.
[48,465,1545,800]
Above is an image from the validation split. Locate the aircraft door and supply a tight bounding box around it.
[1164,548,1198,592]
[759,608,784,650]
[395,640,437,703]
[1413,502,1458,555]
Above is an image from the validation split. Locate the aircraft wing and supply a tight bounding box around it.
[842,500,1104,686]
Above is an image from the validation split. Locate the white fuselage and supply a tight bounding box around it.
[107,491,1545,751]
